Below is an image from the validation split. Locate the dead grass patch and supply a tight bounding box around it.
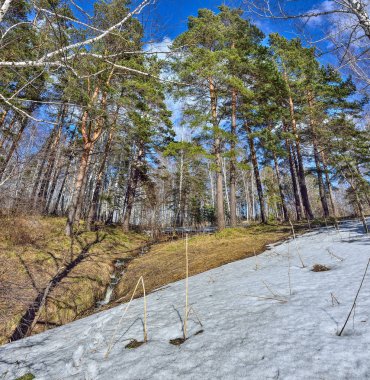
[114,224,293,304]
[311,264,331,272]
[0,216,147,344]
[169,337,187,346]
[125,339,145,349]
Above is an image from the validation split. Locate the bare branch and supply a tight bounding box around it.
[40,0,153,62]
[0,0,12,23]
[0,93,58,125]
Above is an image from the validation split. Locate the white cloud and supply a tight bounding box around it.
[144,36,173,59]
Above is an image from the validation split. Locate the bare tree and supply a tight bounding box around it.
[243,0,370,89]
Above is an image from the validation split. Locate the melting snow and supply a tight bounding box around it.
[1,220,370,379]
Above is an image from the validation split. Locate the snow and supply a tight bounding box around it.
[1,220,370,380]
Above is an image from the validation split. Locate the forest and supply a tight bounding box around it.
[0,1,370,378]
[0,0,368,234]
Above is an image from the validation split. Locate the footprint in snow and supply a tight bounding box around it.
[72,345,84,367]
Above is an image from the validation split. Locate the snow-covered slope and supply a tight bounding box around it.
[1,221,370,380]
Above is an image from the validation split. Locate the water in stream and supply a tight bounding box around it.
[96,259,125,307]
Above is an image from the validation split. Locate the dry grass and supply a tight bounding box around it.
[311,264,331,272]
[114,224,293,304]
[1,217,312,344]
[0,216,147,344]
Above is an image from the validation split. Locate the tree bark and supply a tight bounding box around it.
[307,92,330,217]
[284,74,314,219]
[229,88,237,227]
[0,117,26,181]
[209,77,225,230]
[321,151,337,217]
[65,85,102,235]
[38,115,64,211]
[244,121,266,223]
[87,128,114,229]
[273,152,289,222]
[283,125,302,220]
[122,145,144,231]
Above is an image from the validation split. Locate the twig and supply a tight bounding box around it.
[338,258,370,336]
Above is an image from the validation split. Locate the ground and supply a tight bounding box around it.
[1,220,369,379]
[0,215,297,344]
[0,216,147,343]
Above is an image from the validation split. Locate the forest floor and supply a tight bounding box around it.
[0,216,148,344]
[1,219,369,379]
[0,216,328,345]
[0,214,319,345]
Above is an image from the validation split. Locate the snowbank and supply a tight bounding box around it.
[1,220,369,380]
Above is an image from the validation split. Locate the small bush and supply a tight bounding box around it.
[1,217,42,246]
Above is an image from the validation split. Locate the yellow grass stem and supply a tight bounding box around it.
[183,234,189,340]
[105,276,147,358]
[287,244,292,296]
[253,248,259,270]
[289,220,305,268]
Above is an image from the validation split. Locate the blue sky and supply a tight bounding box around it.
[79,1,338,66]
[141,0,326,44]
[81,1,325,42]
[78,1,362,134]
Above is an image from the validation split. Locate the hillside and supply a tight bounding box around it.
[1,220,369,379]
[0,216,148,344]
[0,216,300,344]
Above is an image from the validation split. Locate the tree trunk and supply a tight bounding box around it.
[229,88,237,227]
[245,121,266,223]
[284,132,302,220]
[209,77,225,230]
[307,92,330,218]
[38,120,64,211]
[321,151,337,217]
[273,152,289,222]
[65,139,92,236]
[284,71,314,219]
[65,85,101,235]
[87,128,114,229]
[0,117,26,181]
[122,145,144,232]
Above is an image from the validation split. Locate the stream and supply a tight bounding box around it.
[96,227,217,308]
[96,243,152,308]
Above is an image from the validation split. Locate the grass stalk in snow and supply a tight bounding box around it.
[334,223,343,242]
[187,305,203,328]
[244,294,287,303]
[183,234,189,340]
[326,247,344,262]
[287,244,292,296]
[253,248,259,270]
[105,276,147,358]
[306,217,312,231]
[289,220,305,268]
[338,258,370,336]
[331,292,340,306]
